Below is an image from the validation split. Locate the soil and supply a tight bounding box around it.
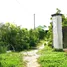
[22,44,44,67]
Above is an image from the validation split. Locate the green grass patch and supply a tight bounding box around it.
[0,52,25,67]
[38,45,67,67]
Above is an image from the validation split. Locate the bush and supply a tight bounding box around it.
[0,23,46,51]
[0,62,3,67]
[0,46,7,53]
[0,42,7,53]
[53,49,63,52]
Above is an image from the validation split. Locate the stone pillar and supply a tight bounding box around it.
[51,14,63,49]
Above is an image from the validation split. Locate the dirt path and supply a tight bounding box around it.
[22,44,44,67]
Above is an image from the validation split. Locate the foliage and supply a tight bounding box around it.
[0,22,46,52]
[62,14,67,26]
[36,25,47,40]
[45,22,53,47]
[38,45,67,67]
[29,29,39,48]
[56,8,61,14]
[0,41,7,53]
[0,52,24,67]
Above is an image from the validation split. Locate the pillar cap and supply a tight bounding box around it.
[51,13,62,17]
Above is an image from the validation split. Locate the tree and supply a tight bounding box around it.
[29,29,39,48]
[36,25,47,40]
[0,22,47,52]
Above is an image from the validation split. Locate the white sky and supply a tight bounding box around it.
[0,0,67,29]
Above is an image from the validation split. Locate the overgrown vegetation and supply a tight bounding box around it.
[1,8,67,67]
[38,45,67,67]
[0,52,24,67]
[0,22,47,67]
[0,23,47,52]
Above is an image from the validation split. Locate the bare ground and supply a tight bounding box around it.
[22,44,44,67]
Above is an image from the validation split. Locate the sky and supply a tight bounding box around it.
[0,0,67,29]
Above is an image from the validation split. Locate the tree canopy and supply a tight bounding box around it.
[0,22,47,53]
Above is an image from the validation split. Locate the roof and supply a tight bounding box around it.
[51,13,62,17]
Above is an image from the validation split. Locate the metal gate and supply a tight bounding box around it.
[62,26,67,48]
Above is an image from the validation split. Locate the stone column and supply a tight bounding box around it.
[51,14,63,49]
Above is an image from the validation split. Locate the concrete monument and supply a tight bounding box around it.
[51,14,63,49]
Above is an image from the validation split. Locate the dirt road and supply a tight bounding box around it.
[23,44,44,67]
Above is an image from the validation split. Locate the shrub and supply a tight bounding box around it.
[0,42,7,53]
[53,49,63,52]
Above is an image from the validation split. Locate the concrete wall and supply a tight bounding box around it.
[52,15,63,49]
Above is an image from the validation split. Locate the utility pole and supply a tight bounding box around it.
[34,14,35,29]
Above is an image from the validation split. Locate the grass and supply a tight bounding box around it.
[37,40,45,48]
[38,45,67,67]
[0,52,25,67]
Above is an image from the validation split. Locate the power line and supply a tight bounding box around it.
[15,0,21,5]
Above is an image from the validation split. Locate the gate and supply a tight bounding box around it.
[62,26,67,48]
